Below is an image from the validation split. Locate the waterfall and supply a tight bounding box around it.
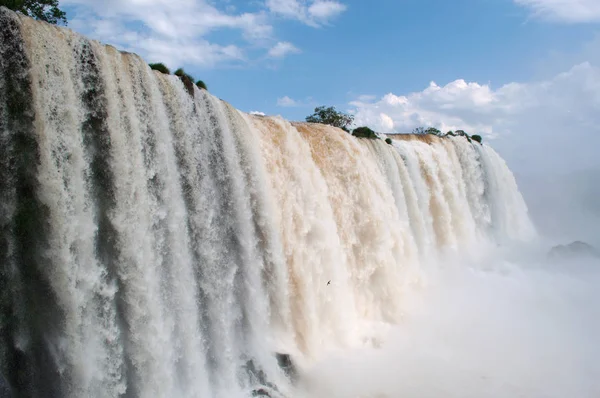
[0,8,535,398]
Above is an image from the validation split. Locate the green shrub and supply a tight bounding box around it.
[174,68,196,96]
[471,134,482,144]
[149,63,170,74]
[352,126,378,139]
[196,80,207,90]
[174,68,195,81]
[385,138,393,145]
[425,127,442,136]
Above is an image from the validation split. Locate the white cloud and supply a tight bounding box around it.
[514,0,600,23]
[265,0,304,17]
[356,94,377,102]
[351,62,600,174]
[250,111,267,116]
[268,41,301,58]
[277,96,300,107]
[63,0,272,67]
[308,1,347,20]
[266,0,347,26]
[379,113,395,130]
[61,0,341,68]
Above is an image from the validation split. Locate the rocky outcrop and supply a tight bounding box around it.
[244,353,297,398]
[0,372,11,398]
[275,353,297,382]
[548,241,599,260]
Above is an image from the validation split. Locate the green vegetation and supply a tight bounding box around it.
[149,65,208,93]
[174,68,194,81]
[385,138,393,145]
[411,126,483,144]
[352,126,378,139]
[306,106,354,131]
[173,68,195,96]
[149,63,170,74]
[425,127,442,136]
[196,80,207,90]
[2,0,67,24]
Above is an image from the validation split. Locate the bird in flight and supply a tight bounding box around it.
[327,280,331,286]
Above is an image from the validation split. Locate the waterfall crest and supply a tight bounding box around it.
[0,8,535,398]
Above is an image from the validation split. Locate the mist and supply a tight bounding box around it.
[517,169,600,247]
[296,175,600,398]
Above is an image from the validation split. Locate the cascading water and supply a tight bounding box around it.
[0,8,537,398]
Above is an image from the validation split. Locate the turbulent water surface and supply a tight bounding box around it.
[1,7,598,398]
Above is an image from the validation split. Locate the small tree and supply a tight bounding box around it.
[306,106,354,131]
[471,134,482,144]
[174,68,195,81]
[2,0,67,24]
[412,127,426,135]
[425,127,442,136]
[196,80,207,90]
[352,126,378,139]
[149,63,170,74]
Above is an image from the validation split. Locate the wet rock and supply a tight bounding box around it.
[548,241,599,260]
[243,359,269,387]
[275,353,297,382]
[243,358,283,395]
[252,387,272,397]
[0,372,11,398]
[179,74,195,97]
[243,354,297,398]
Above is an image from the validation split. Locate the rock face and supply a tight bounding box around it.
[275,353,297,382]
[0,372,11,398]
[252,387,273,397]
[244,353,298,398]
[548,241,600,260]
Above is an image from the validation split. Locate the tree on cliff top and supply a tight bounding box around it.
[425,127,442,136]
[196,80,207,90]
[306,106,354,131]
[2,0,67,24]
[149,63,170,74]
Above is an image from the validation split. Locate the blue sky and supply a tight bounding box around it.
[61,0,600,174]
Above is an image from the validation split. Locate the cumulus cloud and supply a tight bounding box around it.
[307,1,347,21]
[514,0,600,23]
[268,41,301,58]
[266,0,347,27]
[62,0,271,67]
[277,96,300,107]
[249,111,267,116]
[62,0,340,68]
[351,62,600,174]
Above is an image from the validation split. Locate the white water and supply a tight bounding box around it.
[1,7,597,398]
